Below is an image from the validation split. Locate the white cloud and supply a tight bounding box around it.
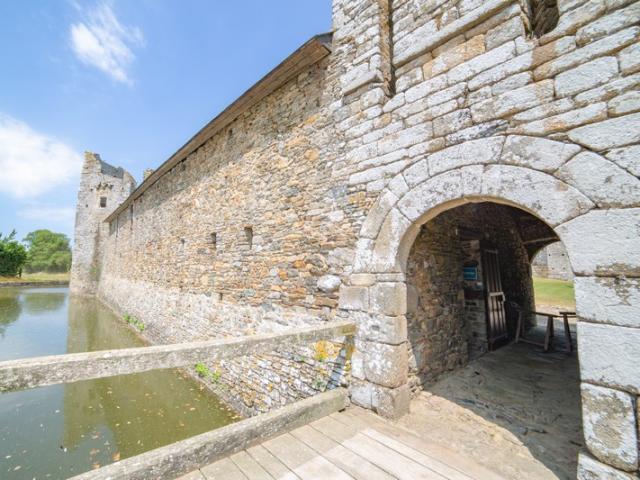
[70,2,144,84]
[0,114,83,198]
[18,206,75,224]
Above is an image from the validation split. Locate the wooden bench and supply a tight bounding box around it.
[513,305,575,353]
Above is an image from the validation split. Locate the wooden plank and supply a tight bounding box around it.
[201,457,247,480]
[262,433,353,480]
[245,445,299,480]
[345,408,506,480]
[0,321,355,392]
[290,424,394,480]
[246,445,300,480]
[310,416,446,480]
[360,427,473,480]
[67,389,348,480]
[230,451,274,480]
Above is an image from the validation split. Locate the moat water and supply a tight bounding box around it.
[0,286,239,479]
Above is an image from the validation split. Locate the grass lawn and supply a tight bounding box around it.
[0,272,70,284]
[533,276,575,310]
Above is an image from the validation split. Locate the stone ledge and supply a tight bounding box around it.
[0,321,356,392]
[394,0,517,67]
[68,389,349,480]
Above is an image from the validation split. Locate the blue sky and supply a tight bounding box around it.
[0,1,331,242]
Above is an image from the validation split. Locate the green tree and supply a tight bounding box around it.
[23,229,72,273]
[0,230,28,276]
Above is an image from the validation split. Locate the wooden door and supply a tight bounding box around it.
[482,247,508,348]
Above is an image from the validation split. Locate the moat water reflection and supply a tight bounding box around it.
[0,286,238,479]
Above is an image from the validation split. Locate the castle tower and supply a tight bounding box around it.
[70,152,136,295]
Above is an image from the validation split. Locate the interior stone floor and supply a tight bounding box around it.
[398,322,582,480]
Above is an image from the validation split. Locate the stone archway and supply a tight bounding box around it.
[340,135,640,475]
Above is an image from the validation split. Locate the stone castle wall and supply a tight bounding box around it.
[96,58,357,415]
[70,152,136,296]
[72,0,640,476]
[532,241,574,280]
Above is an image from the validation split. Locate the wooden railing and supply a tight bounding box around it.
[0,320,356,480]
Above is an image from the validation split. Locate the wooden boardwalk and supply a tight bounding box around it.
[179,407,506,480]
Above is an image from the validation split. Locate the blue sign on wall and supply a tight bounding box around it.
[463,266,478,281]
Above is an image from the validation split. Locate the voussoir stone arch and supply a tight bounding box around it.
[352,135,612,277]
[342,134,640,426]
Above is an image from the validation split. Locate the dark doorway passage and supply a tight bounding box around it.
[404,201,582,479]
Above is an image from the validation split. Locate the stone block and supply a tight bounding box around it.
[472,80,555,123]
[405,74,447,103]
[338,285,369,312]
[355,311,407,345]
[349,274,376,287]
[569,113,640,151]
[363,341,408,388]
[429,136,505,176]
[578,452,640,479]
[579,322,640,394]
[619,42,640,75]
[369,208,414,273]
[575,277,640,328]
[447,41,516,84]
[433,109,473,138]
[482,164,594,227]
[535,26,639,80]
[469,36,575,91]
[424,34,486,78]
[581,383,638,471]
[501,135,581,172]
[403,158,430,188]
[512,97,576,123]
[349,379,374,409]
[393,0,514,67]
[485,16,525,50]
[576,3,640,46]
[574,72,640,108]
[556,209,640,276]
[426,83,467,108]
[446,120,507,145]
[492,71,532,96]
[370,282,407,317]
[555,57,619,98]
[606,146,640,177]
[397,170,462,222]
[317,275,341,293]
[556,152,640,208]
[360,188,400,239]
[609,91,640,116]
[513,103,608,136]
[372,383,410,419]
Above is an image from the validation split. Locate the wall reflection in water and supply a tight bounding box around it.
[0,288,238,480]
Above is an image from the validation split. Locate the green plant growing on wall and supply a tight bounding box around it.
[312,376,326,391]
[123,313,145,332]
[195,362,221,383]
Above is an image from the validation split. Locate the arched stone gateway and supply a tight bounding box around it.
[340,135,640,473]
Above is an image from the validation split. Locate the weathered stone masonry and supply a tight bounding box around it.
[72,0,640,477]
